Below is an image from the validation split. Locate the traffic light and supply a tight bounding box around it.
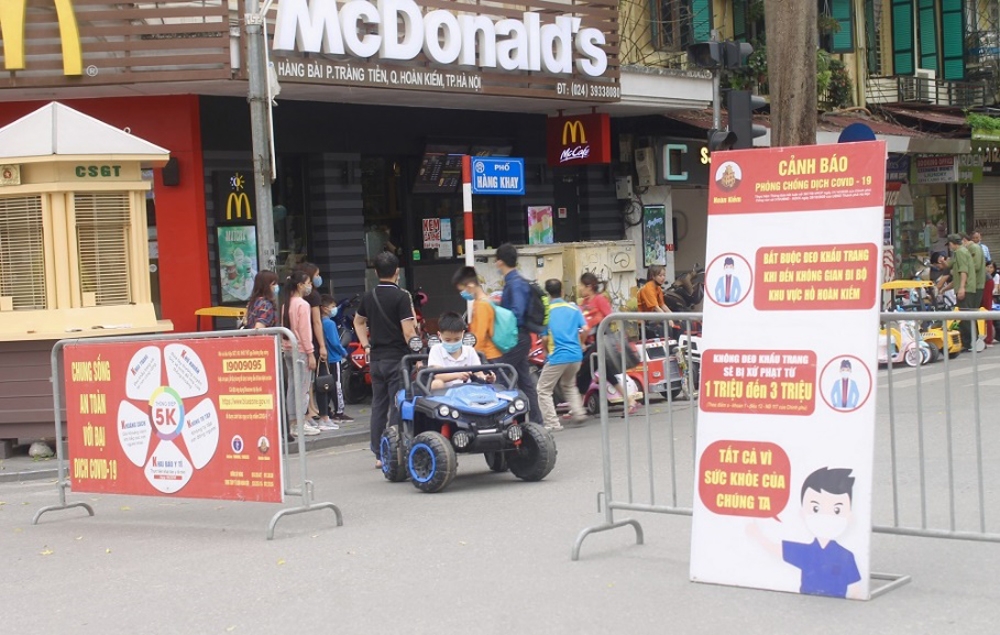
[688,41,754,69]
[687,42,725,69]
[726,89,767,149]
[707,128,737,152]
[723,42,754,69]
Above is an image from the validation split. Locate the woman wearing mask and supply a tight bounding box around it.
[282,270,321,437]
[294,262,327,421]
[245,271,279,329]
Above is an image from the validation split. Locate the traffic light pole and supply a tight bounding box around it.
[245,0,277,273]
[710,30,721,131]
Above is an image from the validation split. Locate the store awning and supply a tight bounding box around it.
[0,102,169,163]
[660,109,970,154]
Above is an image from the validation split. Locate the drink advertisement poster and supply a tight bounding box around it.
[643,205,667,267]
[65,335,284,503]
[689,141,886,600]
[218,225,258,304]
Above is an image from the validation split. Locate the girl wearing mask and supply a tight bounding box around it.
[575,273,637,414]
[245,271,279,329]
[282,270,321,437]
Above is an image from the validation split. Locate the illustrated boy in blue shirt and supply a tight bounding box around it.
[749,467,862,599]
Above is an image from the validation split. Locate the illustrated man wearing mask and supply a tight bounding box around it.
[713,256,742,304]
[830,359,860,410]
[748,467,862,599]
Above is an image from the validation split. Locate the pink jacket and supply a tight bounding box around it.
[282,296,314,355]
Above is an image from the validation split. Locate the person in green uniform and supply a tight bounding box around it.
[949,234,978,350]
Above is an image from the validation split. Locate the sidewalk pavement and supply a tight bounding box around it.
[0,402,374,484]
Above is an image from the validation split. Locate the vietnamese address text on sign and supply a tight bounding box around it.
[471,157,525,196]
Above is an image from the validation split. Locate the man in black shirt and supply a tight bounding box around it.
[354,252,418,467]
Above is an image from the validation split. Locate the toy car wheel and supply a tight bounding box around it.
[584,391,600,415]
[484,451,508,473]
[407,431,457,493]
[926,344,940,363]
[904,345,922,367]
[508,422,557,482]
[379,426,408,482]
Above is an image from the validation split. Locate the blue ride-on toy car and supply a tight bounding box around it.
[379,354,557,493]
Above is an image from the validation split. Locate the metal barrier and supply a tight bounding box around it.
[31,328,343,540]
[571,311,1000,571]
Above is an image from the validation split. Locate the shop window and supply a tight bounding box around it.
[75,192,132,307]
[0,195,46,310]
[651,0,712,52]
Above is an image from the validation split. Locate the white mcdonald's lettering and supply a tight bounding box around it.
[0,0,82,75]
[273,0,609,78]
[227,192,253,220]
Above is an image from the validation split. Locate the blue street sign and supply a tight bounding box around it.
[471,157,525,196]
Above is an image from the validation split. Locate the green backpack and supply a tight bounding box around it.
[491,302,519,353]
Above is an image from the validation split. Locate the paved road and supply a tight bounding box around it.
[2,349,998,634]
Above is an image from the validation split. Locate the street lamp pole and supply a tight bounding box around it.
[245,0,276,273]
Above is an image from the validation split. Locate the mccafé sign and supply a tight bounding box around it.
[546,113,611,167]
[0,0,82,75]
[273,0,609,77]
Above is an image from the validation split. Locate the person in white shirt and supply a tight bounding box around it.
[428,312,493,390]
[974,231,992,262]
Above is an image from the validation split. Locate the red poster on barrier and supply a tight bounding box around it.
[64,336,284,503]
[700,349,817,415]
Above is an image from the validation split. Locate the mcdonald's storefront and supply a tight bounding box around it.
[0,0,718,441]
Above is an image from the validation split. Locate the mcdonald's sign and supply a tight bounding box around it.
[214,171,255,225]
[546,113,610,167]
[226,192,253,221]
[0,0,82,75]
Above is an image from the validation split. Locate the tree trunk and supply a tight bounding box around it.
[763,0,818,147]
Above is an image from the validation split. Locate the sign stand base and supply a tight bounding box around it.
[869,572,912,599]
[32,481,95,525]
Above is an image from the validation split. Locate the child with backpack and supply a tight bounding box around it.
[452,266,518,361]
[317,294,354,429]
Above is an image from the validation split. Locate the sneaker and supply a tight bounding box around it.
[316,418,340,431]
[301,422,322,436]
[333,412,355,423]
[545,423,565,432]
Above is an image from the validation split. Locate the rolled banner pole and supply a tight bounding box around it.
[462,155,475,318]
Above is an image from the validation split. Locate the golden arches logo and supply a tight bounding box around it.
[561,120,587,145]
[226,192,252,221]
[0,0,82,76]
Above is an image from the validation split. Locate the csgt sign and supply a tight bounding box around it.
[0,0,82,75]
[546,113,610,167]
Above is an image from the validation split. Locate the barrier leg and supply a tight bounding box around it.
[267,501,343,540]
[571,518,645,561]
[869,572,912,599]
[32,482,95,525]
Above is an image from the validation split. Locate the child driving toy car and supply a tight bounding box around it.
[428,312,495,389]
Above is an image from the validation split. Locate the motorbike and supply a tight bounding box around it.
[337,294,371,405]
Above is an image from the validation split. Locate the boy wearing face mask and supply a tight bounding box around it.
[428,312,490,390]
[317,295,353,429]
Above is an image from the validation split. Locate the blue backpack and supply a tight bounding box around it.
[491,302,519,353]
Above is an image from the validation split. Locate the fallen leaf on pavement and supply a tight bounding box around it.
[226,627,236,632]
[75,536,83,541]
[106,548,112,554]
[40,548,54,556]
[119,506,131,511]
[277,559,286,566]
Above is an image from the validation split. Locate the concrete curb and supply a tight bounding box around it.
[0,428,369,485]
